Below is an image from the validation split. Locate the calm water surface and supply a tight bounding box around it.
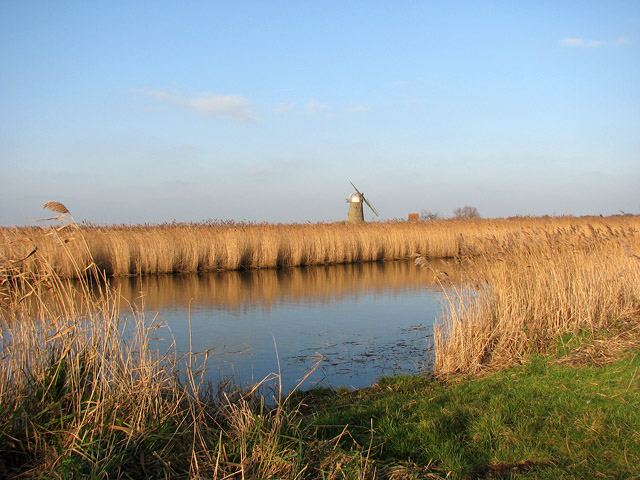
[112,260,452,392]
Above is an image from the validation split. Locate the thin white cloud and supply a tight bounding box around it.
[306,101,329,114]
[560,38,605,48]
[274,102,295,114]
[136,89,255,122]
[348,105,373,113]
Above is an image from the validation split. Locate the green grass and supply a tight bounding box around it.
[302,351,640,479]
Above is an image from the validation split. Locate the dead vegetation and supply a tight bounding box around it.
[3,213,639,278]
[554,318,640,367]
[415,220,640,375]
[2,203,640,477]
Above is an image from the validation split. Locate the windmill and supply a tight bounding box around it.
[346,182,379,223]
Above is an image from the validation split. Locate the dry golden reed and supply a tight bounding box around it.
[42,200,70,214]
[4,215,640,278]
[0,207,317,478]
[426,220,640,375]
[2,202,640,477]
[0,221,385,479]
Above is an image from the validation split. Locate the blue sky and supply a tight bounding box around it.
[1,1,638,225]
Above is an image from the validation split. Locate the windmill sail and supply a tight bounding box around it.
[363,196,379,216]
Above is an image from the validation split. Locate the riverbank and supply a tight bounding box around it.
[300,333,640,479]
[296,218,640,477]
[2,320,637,478]
[1,205,639,478]
[3,208,639,277]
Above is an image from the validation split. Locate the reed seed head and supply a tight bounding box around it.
[43,201,70,214]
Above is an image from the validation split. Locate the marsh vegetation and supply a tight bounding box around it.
[1,206,639,478]
[3,214,638,277]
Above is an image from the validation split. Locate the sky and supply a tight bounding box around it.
[1,1,639,225]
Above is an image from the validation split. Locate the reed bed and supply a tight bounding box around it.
[0,249,383,478]
[424,221,640,375]
[0,208,329,478]
[2,203,640,477]
[3,214,640,278]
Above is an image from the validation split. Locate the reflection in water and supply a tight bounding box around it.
[112,259,454,392]
[113,259,455,312]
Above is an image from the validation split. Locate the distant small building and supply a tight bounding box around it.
[408,213,419,222]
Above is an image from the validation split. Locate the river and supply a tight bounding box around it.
[111,259,454,393]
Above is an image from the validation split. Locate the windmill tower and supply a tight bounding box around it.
[346,182,379,223]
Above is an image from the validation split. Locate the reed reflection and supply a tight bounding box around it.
[112,258,457,313]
